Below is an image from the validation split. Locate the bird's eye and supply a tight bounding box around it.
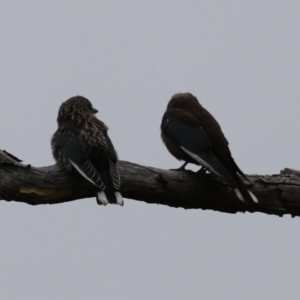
[165,118,169,127]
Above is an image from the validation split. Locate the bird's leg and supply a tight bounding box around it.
[178,161,188,170]
[170,161,188,171]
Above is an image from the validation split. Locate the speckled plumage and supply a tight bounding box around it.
[161,93,257,203]
[51,96,123,206]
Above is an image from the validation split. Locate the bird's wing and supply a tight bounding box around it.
[104,133,121,190]
[54,132,105,190]
[161,111,236,186]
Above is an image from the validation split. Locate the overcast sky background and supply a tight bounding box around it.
[1,1,300,299]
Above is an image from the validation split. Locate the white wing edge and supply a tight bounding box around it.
[69,159,104,189]
[180,146,222,177]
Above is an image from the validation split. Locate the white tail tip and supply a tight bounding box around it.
[234,188,258,203]
[249,190,258,203]
[97,191,109,206]
[115,192,124,206]
[234,188,244,202]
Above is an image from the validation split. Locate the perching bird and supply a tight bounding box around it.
[51,96,123,206]
[161,93,258,203]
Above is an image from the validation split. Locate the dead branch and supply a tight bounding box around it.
[0,149,299,217]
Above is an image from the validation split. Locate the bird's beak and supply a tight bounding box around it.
[93,108,98,114]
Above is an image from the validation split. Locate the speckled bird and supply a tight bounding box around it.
[161,93,258,203]
[51,96,123,206]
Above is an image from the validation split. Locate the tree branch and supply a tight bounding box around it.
[0,149,299,217]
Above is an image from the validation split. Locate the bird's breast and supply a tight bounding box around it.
[161,131,198,164]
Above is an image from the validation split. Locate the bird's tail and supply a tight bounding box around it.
[96,189,124,206]
[233,175,258,203]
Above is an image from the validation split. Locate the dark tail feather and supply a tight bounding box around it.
[233,174,258,203]
[231,157,249,182]
[96,170,124,206]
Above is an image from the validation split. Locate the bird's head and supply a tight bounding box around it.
[57,96,98,124]
[167,93,202,110]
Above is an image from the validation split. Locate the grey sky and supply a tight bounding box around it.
[1,1,300,299]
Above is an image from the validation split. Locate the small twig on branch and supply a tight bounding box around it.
[0,149,299,217]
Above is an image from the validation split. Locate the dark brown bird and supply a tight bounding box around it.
[51,96,123,206]
[161,93,257,203]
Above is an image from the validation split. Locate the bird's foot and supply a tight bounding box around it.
[170,162,188,172]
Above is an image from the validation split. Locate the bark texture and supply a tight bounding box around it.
[0,149,300,217]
